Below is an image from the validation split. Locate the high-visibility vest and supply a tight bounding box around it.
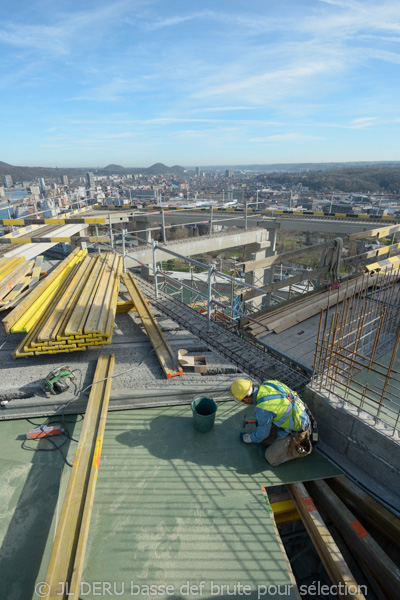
[255,380,305,431]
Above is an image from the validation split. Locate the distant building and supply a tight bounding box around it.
[15,205,30,218]
[323,203,353,215]
[40,199,56,218]
[0,186,5,197]
[227,189,244,202]
[86,172,95,189]
[4,175,12,188]
[30,185,40,197]
[196,167,201,177]
[225,170,234,178]
[60,175,69,186]
[38,178,46,193]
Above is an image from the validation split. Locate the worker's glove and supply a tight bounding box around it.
[240,432,252,444]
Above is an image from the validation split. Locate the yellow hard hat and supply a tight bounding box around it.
[231,379,252,402]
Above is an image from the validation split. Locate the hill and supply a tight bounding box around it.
[0,162,187,183]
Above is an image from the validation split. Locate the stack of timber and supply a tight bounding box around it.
[3,249,122,357]
[246,273,383,337]
[0,257,36,308]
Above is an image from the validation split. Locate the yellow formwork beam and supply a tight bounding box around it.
[122,272,183,379]
[270,499,301,525]
[64,253,108,336]
[12,252,121,357]
[38,256,94,342]
[42,354,115,600]
[11,251,84,333]
[3,248,85,334]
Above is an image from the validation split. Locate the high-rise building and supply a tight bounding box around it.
[225,170,234,178]
[86,172,95,189]
[40,199,56,218]
[0,186,5,197]
[30,185,40,197]
[196,167,201,177]
[38,178,46,193]
[60,175,69,186]
[4,175,12,187]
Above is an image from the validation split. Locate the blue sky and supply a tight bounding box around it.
[0,0,399,167]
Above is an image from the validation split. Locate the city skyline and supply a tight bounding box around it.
[0,0,399,167]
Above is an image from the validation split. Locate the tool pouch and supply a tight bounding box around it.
[288,430,312,458]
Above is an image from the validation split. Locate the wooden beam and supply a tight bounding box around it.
[348,224,400,241]
[3,249,83,332]
[242,240,336,273]
[287,482,366,600]
[122,273,183,379]
[343,242,400,266]
[328,477,400,550]
[42,354,115,600]
[307,479,400,600]
[243,267,327,301]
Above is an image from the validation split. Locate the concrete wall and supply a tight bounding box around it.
[303,386,400,502]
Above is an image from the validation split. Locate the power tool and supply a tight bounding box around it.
[42,366,75,395]
[26,425,64,439]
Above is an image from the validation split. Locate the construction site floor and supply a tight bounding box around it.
[0,402,341,600]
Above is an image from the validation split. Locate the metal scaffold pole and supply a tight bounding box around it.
[152,240,159,298]
[108,213,114,249]
[207,264,214,332]
[161,210,167,243]
[122,229,127,273]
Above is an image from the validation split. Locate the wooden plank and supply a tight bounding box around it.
[122,273,183,379]
[29,255,44,288]
[243,267,327,300]
[328,477,400,550]
[243,240,336,273]
[348,224,400,242]
[0,259,34,301]
[64,254,107,335]
[343,241,400,267]
[0,235,109,244]
[3,248,83,334]
[287,482,366,600]
[307,479,400,600]
[42,354,115,600]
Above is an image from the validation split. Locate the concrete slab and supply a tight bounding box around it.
[0,403,340,600]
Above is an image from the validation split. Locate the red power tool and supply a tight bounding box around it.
[26,425,64,440]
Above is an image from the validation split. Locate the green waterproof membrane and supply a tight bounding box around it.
[0,402,341,600]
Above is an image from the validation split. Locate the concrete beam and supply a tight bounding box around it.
[123,228,268,268]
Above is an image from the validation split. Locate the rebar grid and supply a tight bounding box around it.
[312,268,400,434]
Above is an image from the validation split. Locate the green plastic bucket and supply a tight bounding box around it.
[191,397,218,433]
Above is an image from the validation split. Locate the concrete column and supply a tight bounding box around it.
[135,219,152,245]
[70,226,88,251]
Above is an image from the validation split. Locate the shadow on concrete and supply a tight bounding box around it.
[116,411,268,476]
[0,417,79,600]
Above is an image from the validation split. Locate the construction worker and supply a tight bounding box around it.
[230,378,313,466]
